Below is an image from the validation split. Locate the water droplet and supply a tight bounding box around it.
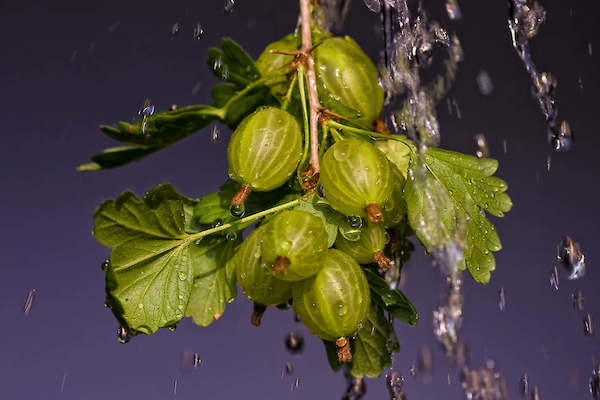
[211,218,223,228]
[193,23,204,40]
[590,364,600,398]
[345,216,363,229]
[520,372,530,396]
[138,99,154,134]
[337,302,347,316]
[285,331,304,354]
[223,0,235,13]
[445,0,462,20]
[549,266,559,291]
[211,124,220,143]
[557,235,585,279]
[531,385,541,400]
[386,372,406,399]
[552,120,574,152]
[23,289,36,316]
[476,70,494,95]
[117,326,130,344]
[170,22,181,39]
[584,314,595,336]
[225,231,237,241]
[230,204,245,218]
[281,361,294,378]
[498,287,506,311]
[101,259,110,271]
[194,239,202,246]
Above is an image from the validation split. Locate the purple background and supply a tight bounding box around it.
[1,0,599,398]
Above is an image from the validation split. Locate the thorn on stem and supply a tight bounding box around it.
[251,303,267,326]
[365,203,384,224]
[273,256,291,276]
[300,166,320,190]
[372,118,391,135]
[336,337,352,363]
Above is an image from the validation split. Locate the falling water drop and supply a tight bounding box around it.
[590,364,600,399]
[474,134,490,158]
[346,216,363,229]
[23,289,36,316]
[170,22,181,39]
[224,0,235,13]
[557,235,585,280]
[549,266,559,291]
[520,372,530,397]
[445,0,462,21]
[498,287,506,311]
[211,124,220,143]
[572,290,584,312]
[117,326,130,344]
[285,331,304,354]
[531,385,541,400]
[584,314,595,336]
[193,23,204,40]
[476,70,494,95]
[282,361,294,378]
[386,372,406,400]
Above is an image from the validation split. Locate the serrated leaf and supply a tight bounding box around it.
[77,145,161,171]
[404,148,513,283]
[363,269,418,326]
[349,301,400,378]
[95,185,193,334]
[185,238,239,327]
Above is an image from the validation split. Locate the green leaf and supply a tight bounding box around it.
[95,185,192,334]
[77,145,161,171]
[185,238,239,326]
[99,105,221,146]
[363,268,418,326]
[404,149,513,283]
[207,37,261,88]
[94,184,236,334]
[349,300,400,378]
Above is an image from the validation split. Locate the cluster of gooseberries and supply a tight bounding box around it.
[226,32,407,362]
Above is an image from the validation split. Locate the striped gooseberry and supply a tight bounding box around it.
[234,226,293,326]
[261,210,329,281]
[292,249,370,362]
[319,139,393,224]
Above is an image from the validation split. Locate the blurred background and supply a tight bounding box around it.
[1,0,599,398]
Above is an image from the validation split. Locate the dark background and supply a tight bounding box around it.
[1,0,599,398]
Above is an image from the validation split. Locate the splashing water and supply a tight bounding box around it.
[117,326,130,344]
[520,372,530,397]
[460,360,509,400]
[557,236,586,280]
[531,385,541,400]
[170,22,181,39]
[507,0,572,151]
[583,314,595,336]
[211,124,220,143]
[193,23,204,40]
[138,99,154,134]
[282,361,294,378]
[549,266,559,291]
[498,287,506,312]
[363,0,381,13]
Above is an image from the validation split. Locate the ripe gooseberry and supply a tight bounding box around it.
[261,210,329,281]
[292,249,370,362]
[314,36,384,127]
[234,226,293,326]
[319,138,393,224]
[335,223,394,273]
[227,107,302,213]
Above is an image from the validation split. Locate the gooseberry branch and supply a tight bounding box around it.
[299,0,322,181]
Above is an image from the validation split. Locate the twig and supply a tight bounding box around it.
[299,0,321,178]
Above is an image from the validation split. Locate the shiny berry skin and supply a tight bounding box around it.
[235,226,292,306]
[319,139,393,223]
[314,36,384,127]
[228,107,302,192]
[292,249,370,341]
[335,223,387,265]
[256,34,298,96]
[381,163,406,227]
[261,210,329,281]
